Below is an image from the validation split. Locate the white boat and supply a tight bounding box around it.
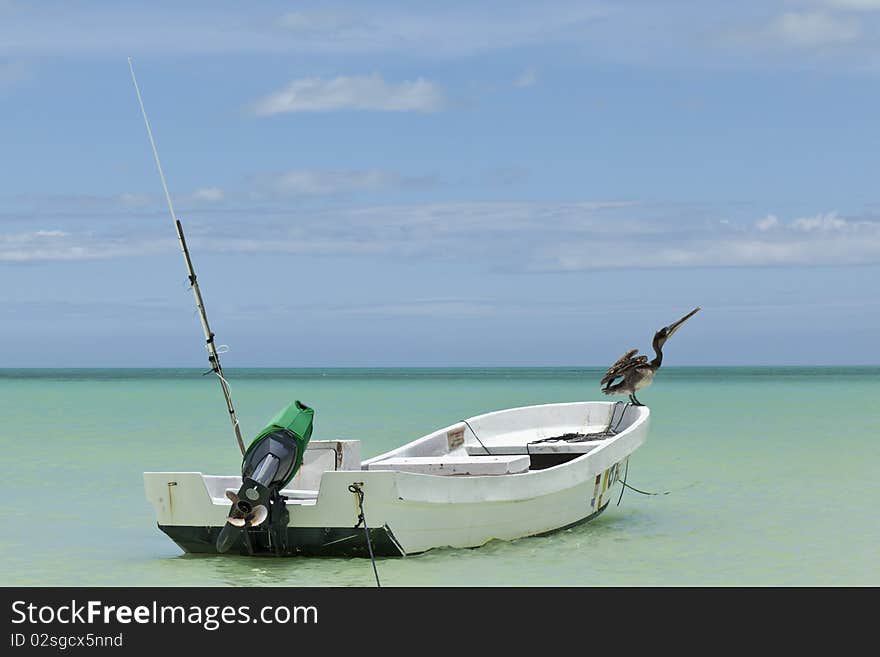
[144,400,649,557]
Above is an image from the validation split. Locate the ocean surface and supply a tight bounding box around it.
[1,367,877,586]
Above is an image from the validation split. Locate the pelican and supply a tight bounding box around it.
[600,307,700,406]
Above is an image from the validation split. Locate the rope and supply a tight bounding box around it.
[617,457,629,506]
[614,457,670,500]
[348,482,381,588]
[595,400,630,437]
[619,480,669,496]
[214,370,242,445]
[529,400,631,447]
[461,419,492,455]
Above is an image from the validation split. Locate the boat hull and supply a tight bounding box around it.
[157,501,612,557]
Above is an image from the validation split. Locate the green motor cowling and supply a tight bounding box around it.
[242,399,314,488]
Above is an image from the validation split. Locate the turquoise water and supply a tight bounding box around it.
[1,367,878,586]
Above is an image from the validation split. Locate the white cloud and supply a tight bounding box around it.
[3,4,878,75]
[0,4,608,59]
[204,203,880,269]
[249,74,444,115]
[270,6,607,58]
[189,187,225,203]
[0,228,167,262]
[756,214,779,231]
[117,187,225,208]
[5,201,880,270]
[542,208,880,270]
[338,298,499,319]
[118,192,153,208]
[514,66,539,88]
[254,170,409,196]
[543,232,880,269]
[0,229,68,245]
[770,11,861,47]
[790,211,849,231]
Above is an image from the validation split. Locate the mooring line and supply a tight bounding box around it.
[349,482,381,588]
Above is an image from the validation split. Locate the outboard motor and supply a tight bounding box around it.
[216,400,314,554]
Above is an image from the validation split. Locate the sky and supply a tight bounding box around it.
[1,0,879,367]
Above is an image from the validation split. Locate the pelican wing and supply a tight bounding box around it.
[600,349,648,387]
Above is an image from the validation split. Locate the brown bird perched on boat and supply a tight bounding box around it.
[601,307,700,406]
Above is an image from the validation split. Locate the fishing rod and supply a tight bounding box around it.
[128,57,246,456]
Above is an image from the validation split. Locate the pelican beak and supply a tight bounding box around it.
[664,307,700,338]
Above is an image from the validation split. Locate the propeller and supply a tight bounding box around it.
[216,487,269,553]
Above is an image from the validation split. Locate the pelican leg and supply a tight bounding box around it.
[630,393,644,406]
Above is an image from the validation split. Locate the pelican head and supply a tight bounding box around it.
[653,307,700,350]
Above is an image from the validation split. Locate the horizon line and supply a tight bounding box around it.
[0,364,877,370]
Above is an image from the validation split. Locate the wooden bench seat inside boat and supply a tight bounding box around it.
[366,454,530,476]
[464,439,608,456]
